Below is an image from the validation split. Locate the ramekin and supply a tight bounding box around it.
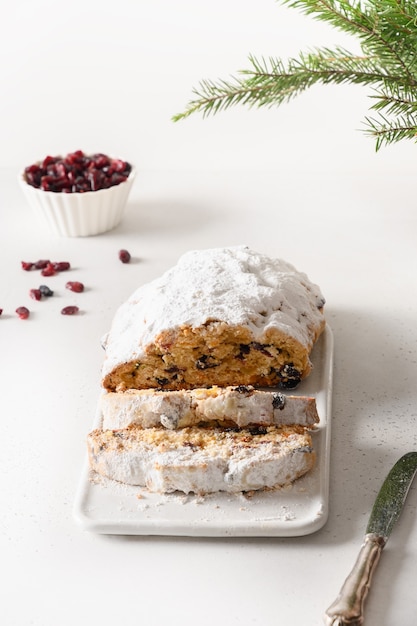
[18,166,136,237]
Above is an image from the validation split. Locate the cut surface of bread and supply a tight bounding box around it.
[101,247,325,392]
[87,425,316,494]
[100,385,320,430]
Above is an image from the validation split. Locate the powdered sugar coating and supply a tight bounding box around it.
[87,426,315,494]
[100,387,320,430]
[101,246,325,380]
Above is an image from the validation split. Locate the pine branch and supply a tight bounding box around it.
[369,87,417,117]
[172,49,404,121]
[173,0,417,150]
[282,0,417,79]
[364,113,417,150]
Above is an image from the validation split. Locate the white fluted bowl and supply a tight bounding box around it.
[18,166,136,237]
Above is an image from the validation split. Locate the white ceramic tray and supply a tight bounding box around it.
[73,325,333,537]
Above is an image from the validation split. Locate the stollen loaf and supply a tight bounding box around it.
[89,246,325,495]
[101,246,325,392]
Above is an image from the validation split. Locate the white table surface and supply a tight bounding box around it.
[2,163,417,626]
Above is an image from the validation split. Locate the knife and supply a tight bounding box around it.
[324,451,417,626]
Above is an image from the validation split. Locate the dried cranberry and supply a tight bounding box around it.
[0,309,3,316]
[118,249,131,263]
[112,159,127,172]
[248,426,268,436]
[34,259,50,269]
[16,306,30,319]
[24,165,42,187]
[272,392,286,410]
[42,155,59,168]
[66,150,85,165]
[235,385,254,394]
[87,169,106,191]
[66,281,84,293]
[278,364,301,389]
[39,285,54,297]
[109,173,126,186]
[61,305,79,315]
[195,355,219,370]
[91,153,110,169]
[21,261,33,271]
[52,261,70,271]
[41,264,56,277]
[29,288,42,301]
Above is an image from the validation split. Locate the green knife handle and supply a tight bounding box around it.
[324,533,386,625]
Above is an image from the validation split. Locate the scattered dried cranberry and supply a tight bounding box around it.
[61,305,79,315]
[15,258,88,319]
[52,262,70,271]
[24,150,132,193]
[41,263,56,277]
[34,259,51,269]
[29,288,42,301]
[66,281,84,293]
[16,306,30,319]
[39,285,54,297]
[21,259,71,275]
[0,309,3,316]
[118,249,131,263]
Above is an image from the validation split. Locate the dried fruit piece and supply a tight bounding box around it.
[16,306,30,319]
[278,364,301,389]
[0,309,3,316]
[272,392,286,410]
[34,259,50,269]
[118,249,131,263]
[41,263,56,277]
[21,259,71,274]
[61,305,79,315]
[53,262,71,271]
[39,285,54,297]
[66,281,84,293]
[29,288,42,301]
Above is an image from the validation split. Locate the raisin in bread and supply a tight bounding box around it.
[87,424,315,494]
[100,385,319,430]
[101,246,325,392]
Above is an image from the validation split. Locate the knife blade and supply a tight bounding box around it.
[324,451,417,626]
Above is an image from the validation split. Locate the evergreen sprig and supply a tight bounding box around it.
[173,0,417,150]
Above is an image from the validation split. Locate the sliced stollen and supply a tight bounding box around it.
[99,385,320,430]
[87,425,316,494]
[101,246,326,392]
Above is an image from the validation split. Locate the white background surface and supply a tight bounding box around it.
[2,1,417,625]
